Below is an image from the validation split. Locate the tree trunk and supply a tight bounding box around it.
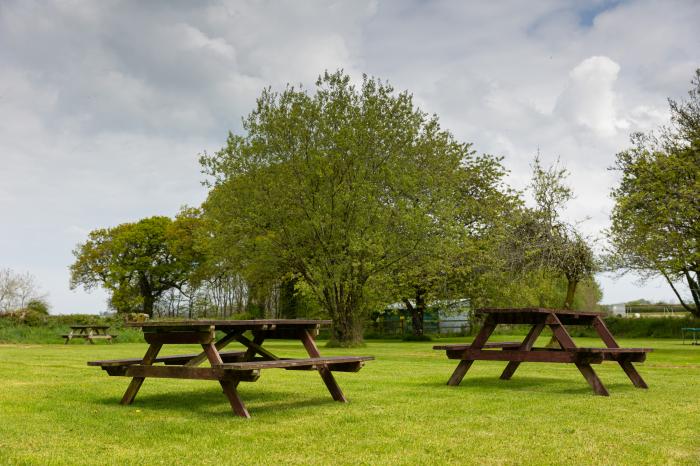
[142,294,155,318]
[324,284,365,347]
[563,278,578,309]
[278,276,298,318]
[684,270,700,318]
[404,288,426,336]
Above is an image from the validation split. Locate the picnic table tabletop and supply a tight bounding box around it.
[69,324,111,329]
[89,318,372,418]
[434,307,652,396]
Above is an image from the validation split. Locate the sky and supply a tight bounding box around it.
[0,0,698,314]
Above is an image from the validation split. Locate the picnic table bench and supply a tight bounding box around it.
[88,319,373,418]
[434,308,652,396]
[62,325,116,344]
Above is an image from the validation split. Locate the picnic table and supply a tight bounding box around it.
[434,308,652,396]
[88,319,373,418]
[681,327,700,345]
[62,325,116,344]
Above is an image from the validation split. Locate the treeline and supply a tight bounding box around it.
[69,69,700,346]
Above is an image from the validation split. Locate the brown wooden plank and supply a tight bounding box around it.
[575,362,610,396]
[618,360,649,388]
[143,328,215,345]
[284,361,366,372]
[118,365,259,382]
[478,307,604,317]
[127,319,330,328]
[217,356,373,370]
[184,332,241,367]
[433,341,523,350]
[120,343,162,405]
[446,315,497,386]
[200,342,252,417]
[568,347,652,353]
[235,334,280,361]
[300,329,347,402]
[220,380,250,418]
[88,350,246,367]
[500,323,546,380]
[446,349,603,363]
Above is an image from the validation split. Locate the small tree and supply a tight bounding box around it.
[70,214,202,317]
[503,156,597,310]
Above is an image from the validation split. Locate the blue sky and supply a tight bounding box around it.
[0,0,698,313]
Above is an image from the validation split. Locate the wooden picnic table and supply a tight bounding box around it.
[88,319,373,418]
[434,308,652,396]
[63,325,116,344]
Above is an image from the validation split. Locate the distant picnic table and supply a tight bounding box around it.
[681,327,700,345]
[434,308,652,396]
[63,325,116,344]
[88,319,373,418]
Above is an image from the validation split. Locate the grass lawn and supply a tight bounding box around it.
[0,336,698,465]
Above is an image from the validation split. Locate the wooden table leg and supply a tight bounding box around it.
[500,323,545,380]
[593,316,648,389]
[300,329,347,402]
[548,314,610,396]
[447,317,497,386]
[575,362,610,396]
[201,342,250,418]
[120,343,162,405]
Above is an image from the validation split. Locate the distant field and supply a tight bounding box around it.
[0,337,698,465]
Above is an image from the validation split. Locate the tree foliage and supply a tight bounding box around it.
[609,69,700,316]
[201,71,493,346]
[501,156,597,309]
[0,268,47,313]
[70,213,202,316]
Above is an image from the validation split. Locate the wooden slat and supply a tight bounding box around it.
[300,329,347,402]
[143,328,215,345]
[478,307,604,317]
[127,319,330,328]
[120,343,161,405]
[433,341,522,350]
[216,356,373,370]
[500,322,546,380]
[235,334,280,361]
[446,315,497,386]
[106,365,260,382]
[184,332,241,367]
[446,349,603,364]
[88,350,246,367]
[568,347,652,353]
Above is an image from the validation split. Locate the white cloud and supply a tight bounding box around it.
[555,56,622,137]
[0,0,698,312]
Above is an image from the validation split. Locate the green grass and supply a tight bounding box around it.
[0,337,698,465]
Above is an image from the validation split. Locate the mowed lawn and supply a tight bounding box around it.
[0,337,698,465]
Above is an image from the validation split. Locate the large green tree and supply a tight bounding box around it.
[609,69,700,316]
[70,214,202,316]
[201,71,483,346]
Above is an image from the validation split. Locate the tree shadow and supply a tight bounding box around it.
[422,375,635,395]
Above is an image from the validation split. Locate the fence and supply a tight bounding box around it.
[364,318,472,338]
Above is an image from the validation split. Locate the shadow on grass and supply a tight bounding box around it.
[92,386,338,418]
[423,375,637,395]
